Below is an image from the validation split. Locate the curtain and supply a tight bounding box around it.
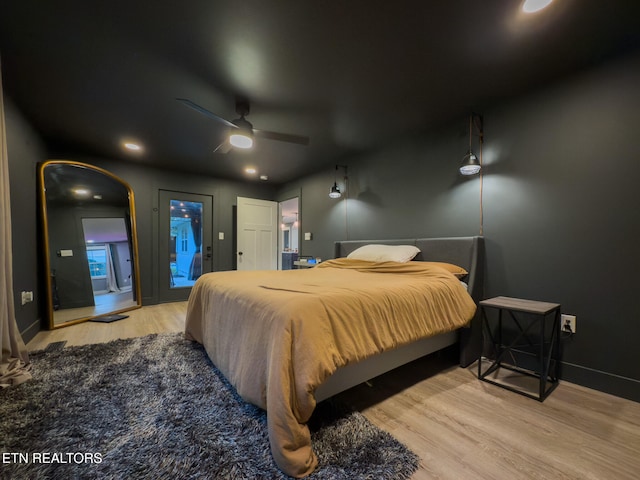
[105,244,121,293]
[0,58,32,387]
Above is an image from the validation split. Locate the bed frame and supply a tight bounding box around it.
[314,236,484,402]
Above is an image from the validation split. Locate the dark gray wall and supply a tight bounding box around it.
[6,51,639,401]
[46,204,131,309]
[281,52,640,402]
[70,157,278,305]
[46,206,95,309]
[5,97,46,342]
[6,99,276,334]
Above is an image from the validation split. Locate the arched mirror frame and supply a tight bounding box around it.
[38,160,142,329]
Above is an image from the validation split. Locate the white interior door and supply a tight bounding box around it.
[237,197,277,270]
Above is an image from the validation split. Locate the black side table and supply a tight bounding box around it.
[478,296,561,401]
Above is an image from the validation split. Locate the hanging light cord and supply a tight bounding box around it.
[344,169,350,240]
[477,115,484,236]
[479,143,484,236]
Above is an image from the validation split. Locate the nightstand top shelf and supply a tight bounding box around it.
[479,296,560,315]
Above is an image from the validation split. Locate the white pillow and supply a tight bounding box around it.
[347,244,420,263]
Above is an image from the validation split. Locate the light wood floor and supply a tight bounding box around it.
[27,302,640,479]
[27,302,186,350]
[52,290,137,326]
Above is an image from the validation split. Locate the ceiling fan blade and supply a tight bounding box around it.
[213,140,232,154]
[254,129,310,146]
[178,97,309,147]
[176,98,237,129]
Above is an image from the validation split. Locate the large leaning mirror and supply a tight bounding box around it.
[38,160,142,328]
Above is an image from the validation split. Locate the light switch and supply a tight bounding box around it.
[304,232,312,241]
[218,232,225,240]
[59,249,73,257]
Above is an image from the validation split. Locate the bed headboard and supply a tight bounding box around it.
[335,236,485,366]
[334,236,484,303]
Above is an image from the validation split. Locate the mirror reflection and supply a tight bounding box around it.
[39,161,141,328]
[279,197,300,270]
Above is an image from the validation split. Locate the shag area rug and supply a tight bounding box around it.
[1,333,418,479]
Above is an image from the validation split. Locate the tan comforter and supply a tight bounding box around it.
[184,258,476,477]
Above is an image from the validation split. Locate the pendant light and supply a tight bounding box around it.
[329,183,341,199]
[329,165,347,199]
[459,114,483,176]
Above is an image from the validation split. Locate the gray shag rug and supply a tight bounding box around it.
[1,333,418,479]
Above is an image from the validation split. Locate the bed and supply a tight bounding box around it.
[185,236,484,477]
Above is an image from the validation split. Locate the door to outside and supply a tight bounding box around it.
[237,196,277,271]
[158,190,213,302]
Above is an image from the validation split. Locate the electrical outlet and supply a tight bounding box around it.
[21,291,34,305]
[561,314,577,334]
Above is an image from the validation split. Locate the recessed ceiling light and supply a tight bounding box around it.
[260,175,268,181]
[245,167,257,174]
[522,0,553,13]
[122,140,143,153]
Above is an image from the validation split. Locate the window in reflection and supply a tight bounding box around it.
[87,246,108,278]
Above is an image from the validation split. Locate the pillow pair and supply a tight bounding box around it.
[347,244,468,278]
[347,244,420,263]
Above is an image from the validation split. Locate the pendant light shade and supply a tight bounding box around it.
[329,165,347,199]
[329,182,342,198]
[459,150,481,175]
[459,114,483,176]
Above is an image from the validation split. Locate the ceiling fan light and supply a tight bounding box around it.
[230,133,253,149]
[522,0,553,13]
[329,183,342,199]
[459,151,481,175]
[230,116,254,149]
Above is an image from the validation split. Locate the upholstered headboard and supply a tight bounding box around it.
[334,236,485,366]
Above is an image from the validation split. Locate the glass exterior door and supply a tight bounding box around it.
[169,199,203,288]
[159,191,212,302]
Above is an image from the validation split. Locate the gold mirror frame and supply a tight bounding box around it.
[38,160,142,329]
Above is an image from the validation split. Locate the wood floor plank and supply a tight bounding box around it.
[27,302,187,351]
[26,301,640,479]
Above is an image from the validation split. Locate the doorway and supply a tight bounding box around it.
[278,197,300,270]
[158,190,213,302]
[51,216,137,324]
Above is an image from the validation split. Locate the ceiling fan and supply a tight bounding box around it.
[177,97,310,153]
